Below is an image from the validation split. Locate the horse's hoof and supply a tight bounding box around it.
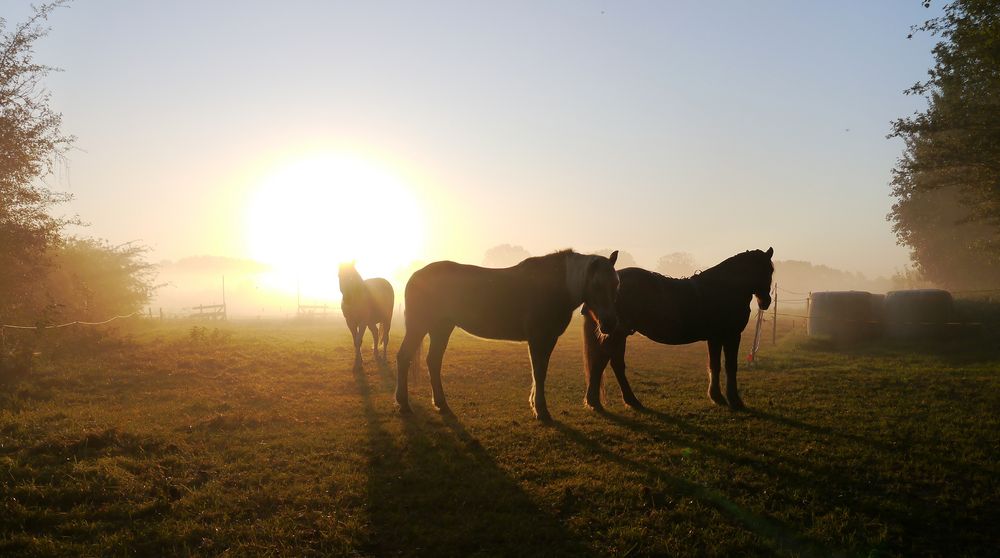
[584,399,604,412]
[623,398,645,411]
[727,397,746,411]
[395,402,413,415]
[709,392,727,406]
[434,403,453,415]
[534,410,554,423]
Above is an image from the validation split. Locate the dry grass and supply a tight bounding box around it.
[1,317,997,556]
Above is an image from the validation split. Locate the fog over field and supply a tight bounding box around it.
[3,2,998,556]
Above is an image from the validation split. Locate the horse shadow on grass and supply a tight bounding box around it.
[352,364,595,557]
[550,415,836,557]
[592,404,992,556]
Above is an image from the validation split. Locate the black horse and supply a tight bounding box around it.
[396,250,620,422]
[582,248,773,410]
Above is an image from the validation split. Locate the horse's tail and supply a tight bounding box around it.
[581,306,607,406]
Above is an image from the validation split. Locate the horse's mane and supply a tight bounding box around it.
[509,249,576,269]
[697,250,773,282]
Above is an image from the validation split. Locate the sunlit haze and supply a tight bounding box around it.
[245,153,425,300]
[3,1,944,314]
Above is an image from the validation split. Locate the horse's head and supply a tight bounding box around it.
[584,250,621,335]
[751,247,775,310]
[338,261,361,294]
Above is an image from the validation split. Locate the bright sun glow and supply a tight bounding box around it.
[244,153,425,301]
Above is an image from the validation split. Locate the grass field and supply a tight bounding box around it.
[1,317,997,557]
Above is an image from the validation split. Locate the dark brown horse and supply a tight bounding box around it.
[338,262,394,369]
[582,248,773,410]
[396,250,620,421]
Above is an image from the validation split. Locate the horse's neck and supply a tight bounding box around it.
[341,274,365,299]
[697,260,753,292]
[564,252,594,306]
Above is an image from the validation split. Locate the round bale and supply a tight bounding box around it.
[808,291,876,342]
[869,293,886,338]
[883,289,954,340]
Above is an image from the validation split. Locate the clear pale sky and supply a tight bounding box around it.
[6,0,942,282]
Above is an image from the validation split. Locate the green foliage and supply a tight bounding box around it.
[889,0,1000,288]
[0,320,996,556]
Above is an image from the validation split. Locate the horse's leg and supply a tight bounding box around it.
[426,324,455,413]
[349,321,364,371]
[722,334,745,410]
[395,329,425,413]
[359,325,368,358]
[368,324,379,360]
[382,315,392,360]
[582,312,610,411]
[528,335,558,422]
[707,338,726,406]
[609,335,643,410]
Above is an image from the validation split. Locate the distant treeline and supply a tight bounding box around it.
[483,245,906,299]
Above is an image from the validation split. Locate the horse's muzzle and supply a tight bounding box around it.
[756,293,772,310]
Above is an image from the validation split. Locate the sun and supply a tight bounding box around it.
[244,153,425,300]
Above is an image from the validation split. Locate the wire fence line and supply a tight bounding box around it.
[0,311,144,331]
[776,286,810,296]
[776,286,1000,297]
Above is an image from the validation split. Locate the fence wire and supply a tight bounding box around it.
[1,311,144,331]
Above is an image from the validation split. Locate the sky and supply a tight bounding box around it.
[4,1,944,300]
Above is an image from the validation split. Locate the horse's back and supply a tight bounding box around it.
[404,260,564,340]
[614,267,753,344]
[614,268,699,343]
[363,277,394,322]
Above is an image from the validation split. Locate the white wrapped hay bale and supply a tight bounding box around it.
[808,291,876,342]
[883,289,954,339]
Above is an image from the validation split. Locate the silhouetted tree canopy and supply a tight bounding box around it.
[655,252,698,278]
[1,2,154,328]
[889,0,1000,289]
[0,2,75,320]
[482,244,531,268]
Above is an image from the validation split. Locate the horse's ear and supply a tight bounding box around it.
[766,247,773,258]
[608,250,619,267]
